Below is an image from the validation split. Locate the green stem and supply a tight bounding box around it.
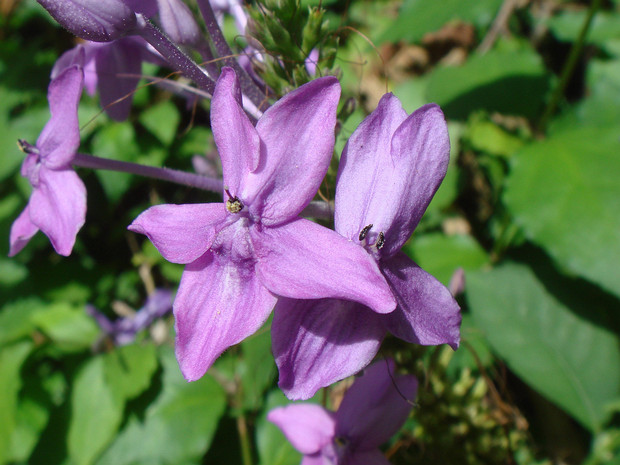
[237,413,254,465]
[538,0,602,133]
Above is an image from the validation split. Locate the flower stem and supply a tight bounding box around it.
[538,0,601,133]
[73,153,223,193]
[237,413,254,465]
[195,0,270,111]
[135,14,216,95]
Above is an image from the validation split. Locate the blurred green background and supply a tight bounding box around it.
[1,0,619,463]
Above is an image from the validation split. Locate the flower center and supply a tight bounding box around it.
[358,223,385,250]
[224,188,244,213]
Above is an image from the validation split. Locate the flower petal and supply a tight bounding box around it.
[29,168,86,256]
[174,252,276,381]
[336,359,417,449]
[9,206,39,257]
[336,99,450,258]
[37,65,83,169]
[348,450,391,465]
[381,253,461,349]
[247,76,340,225]
[95,39,143,121]
[272,298,385,400]
[267,404,336,455]
[211,67,260,197]
[253,218,396,314]
[129,203,228,264]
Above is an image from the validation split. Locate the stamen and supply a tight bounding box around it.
[359,223,373,241]
[376,232,385,249]
[17,139,37,155]
[224,188,244,213]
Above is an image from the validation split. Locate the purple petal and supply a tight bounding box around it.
[267,404,336,455]
[174,252,277,381]
[273,298,385,400]
[37,65,83,169]
[335,98,450,258]
[211,67,260,197]
[381,253,461,349]
[9,206,39,257]
[29,168,86,256]
[156,0,202,46]
[336,359,417,449]
[37,0,137,42]
[348,450,391,465]
[95,39,142,121]
[129,203,227,264]
[300,456,326,465]
[248,76,340,225]
[252,217,396,314]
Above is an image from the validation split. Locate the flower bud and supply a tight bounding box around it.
[37,0,137,42]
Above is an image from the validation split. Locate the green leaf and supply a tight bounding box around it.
[465,116,525,157]
[256,389,303,465]
[8,395,51,463]
[0,258,29,287]
[139,100,180,146]
[68,356,125,465]
[548,11,620,48]
[31,302,99,351]
[404,233,489,287]
[0,298,44,346]
[103,343,158,401]
[96,346,226,465]
[426,48,551,120]
[239,328,277,411]
[504,126,620,298]
[378,0,502,43]
[466,263,620,431]
[0,341,33,464]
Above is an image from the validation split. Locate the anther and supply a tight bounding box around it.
[224,188,244,214]
[17,139,37,155]
[358,224,373,241]
[376,232,385,249]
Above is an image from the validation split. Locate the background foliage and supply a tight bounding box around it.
[1,0,619,463]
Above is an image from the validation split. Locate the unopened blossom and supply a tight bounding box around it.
[273,95,461,399]
[37,0,137,42]
[9,65,85,257]
[129,68,396,381]
[268,359,417,465]
[156,0,203,47]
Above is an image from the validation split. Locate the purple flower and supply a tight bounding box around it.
[268,359,417,465]
[273,95,461,399]
[53,37,160,121]
[9,65,85,257]
[129,68,396,382]
[37,0,137,42]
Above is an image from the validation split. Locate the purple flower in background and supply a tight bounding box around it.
[37,0,137,42]
[273,95,461,399]
[211,0,248,34]
[268,359,417,465]
[129,68,395,382]
[87,289,173,345]
[53,37,161,121]
[9,65,85,257]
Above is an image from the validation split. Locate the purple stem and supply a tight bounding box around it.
[73,153,223,193]
[195,0,270,111]
[134,14,216,95]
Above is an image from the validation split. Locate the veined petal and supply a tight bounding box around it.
[247,77,340,225]
[267,404,336,455]
[336,359,417,449]
[381,253,461,349]
[272,298,385,400]
[37,65,83,169]
[335,99,450,258]
[211,67,260,197]
[252,218,396,314]
[174,252,277,381]
[95,38,142,121]
[9,206,39,257]
[129,203,227,264]
[29,168,86,256]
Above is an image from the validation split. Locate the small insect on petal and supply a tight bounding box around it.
[376,232,385,249]
[359,223,373,241]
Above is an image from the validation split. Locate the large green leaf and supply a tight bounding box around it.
[467,263,620,431]
[426,47,551,120]
[0,341,32,464]
[95,346,226,465]
[103,343,158,401]
[504,126,620,298]
[378,0,502,43]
